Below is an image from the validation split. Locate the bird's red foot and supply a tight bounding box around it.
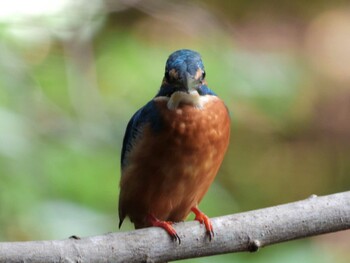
[191,206,214,240]
[147,214,181,244]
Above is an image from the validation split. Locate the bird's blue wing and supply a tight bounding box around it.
[120,100,162,170]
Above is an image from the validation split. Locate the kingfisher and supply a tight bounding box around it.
[118,49,230,243]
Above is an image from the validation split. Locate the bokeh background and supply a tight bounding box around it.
[0,0,349,262]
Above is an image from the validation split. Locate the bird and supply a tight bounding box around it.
[118,49,230,243]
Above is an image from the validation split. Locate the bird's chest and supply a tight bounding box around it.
[124,94,230,183]
[158,104,220,147]
[151,95,230,164]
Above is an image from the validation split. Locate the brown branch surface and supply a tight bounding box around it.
[1,191,349,263]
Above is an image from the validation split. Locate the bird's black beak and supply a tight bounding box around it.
[183,72,202,93]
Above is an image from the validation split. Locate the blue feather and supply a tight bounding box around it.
[165,49,205,81]
[120,100,162,169]
[166,50,203,74]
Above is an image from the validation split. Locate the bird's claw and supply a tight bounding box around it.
[171,232,181,244]
[148,214,181,244]
[206,229,215,241]
[191,206,214,241]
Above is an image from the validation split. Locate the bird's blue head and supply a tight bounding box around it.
[163,49,206,92]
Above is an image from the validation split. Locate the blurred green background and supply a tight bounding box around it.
[0,0,349,262]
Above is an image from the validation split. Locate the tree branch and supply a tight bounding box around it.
[1,191,349,263]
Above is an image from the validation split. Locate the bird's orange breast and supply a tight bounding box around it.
[119,95,230,228]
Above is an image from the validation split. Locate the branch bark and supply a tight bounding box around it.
[1,191,349,263]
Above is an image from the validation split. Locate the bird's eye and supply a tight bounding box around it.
[202,71,206,79]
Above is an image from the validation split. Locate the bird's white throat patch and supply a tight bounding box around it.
[155,91,214,110]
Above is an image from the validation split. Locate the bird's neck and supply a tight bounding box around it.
[154,90,211,110]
